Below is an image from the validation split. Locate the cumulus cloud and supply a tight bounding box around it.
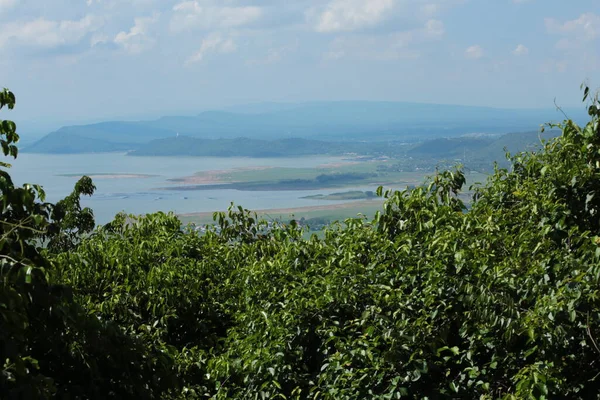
[424,19,444,38]
[545,12,599,53]
[310,0,395,33]
[545,13,600,40]
[185,33,236,65]
[465,44,483,59]
[114,14,159,54]
[512,44,529,56]
[323,17,445,61]
[90,33,110,47]
[170,1,262,32]
[0,15,103,49]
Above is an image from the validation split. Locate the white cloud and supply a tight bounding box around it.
[170,1,262,32]
[512,44,529,56]
[323,18,444,61]
[114,14,159,54]
[90,33,109,47]
[0,0,16,12]
[310,0,395,33]
[0,15,103,49]
[465,44,483,59]
[185,33,236,65]
[545,13,600,41]
[424,19,444,38]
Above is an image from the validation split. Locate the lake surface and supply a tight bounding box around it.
[10,153,375,224]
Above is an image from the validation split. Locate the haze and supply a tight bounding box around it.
[0,0,598,137]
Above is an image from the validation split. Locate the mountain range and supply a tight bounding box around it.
[23,101,585,155]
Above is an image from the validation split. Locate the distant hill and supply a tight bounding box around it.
[24,122,174,153]
[23,101,584,154]
[408,136,496,157]
[481,130,559,158]
[24,129,138,154]
[129,137,350,157]
[410,130,560,158]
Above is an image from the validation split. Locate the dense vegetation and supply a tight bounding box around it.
[3,85,600,399]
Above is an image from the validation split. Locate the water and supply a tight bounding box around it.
[9,153,374,224]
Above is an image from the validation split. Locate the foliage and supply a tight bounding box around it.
[0,89,175,399]
[3,85,600,398]
[46,176,96,252]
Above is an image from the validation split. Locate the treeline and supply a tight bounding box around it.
[128,131,559,167]
[3,87,600,399]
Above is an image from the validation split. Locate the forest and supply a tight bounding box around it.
[2,85,600,399]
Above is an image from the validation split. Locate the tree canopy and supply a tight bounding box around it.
[1,86,600,399]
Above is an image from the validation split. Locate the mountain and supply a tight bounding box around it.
[129,137,340,157]
[24,102,586,154]
[24,129,138,154]
[405,129,563,171]
[24,121,175,153]
[128,137,387,157]
[408,136,496,157]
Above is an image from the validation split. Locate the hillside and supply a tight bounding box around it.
[24,121,174,153]
[24,129,138,153]
[408,136,496,157]
[128,136,396,157]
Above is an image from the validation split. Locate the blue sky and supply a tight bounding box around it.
[0,0,598,133]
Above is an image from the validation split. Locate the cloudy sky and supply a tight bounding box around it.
[0,0,598,133]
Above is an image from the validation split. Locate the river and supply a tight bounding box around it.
[9,153,373,224]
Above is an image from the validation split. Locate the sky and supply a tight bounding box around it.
[0,0,598,135]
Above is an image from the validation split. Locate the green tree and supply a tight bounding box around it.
[4,84,600,399]
[0,89,177,399]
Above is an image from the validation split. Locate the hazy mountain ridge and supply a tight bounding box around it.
[128,136,388,157]
[23,101,585,154]
[127,129,561,169]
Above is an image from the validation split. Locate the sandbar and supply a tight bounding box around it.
[168,166,273,185]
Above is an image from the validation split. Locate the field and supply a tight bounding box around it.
[171,157,488,227]
[178,199,385,226]
[302,190,377,200]
[163,160,484,191]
